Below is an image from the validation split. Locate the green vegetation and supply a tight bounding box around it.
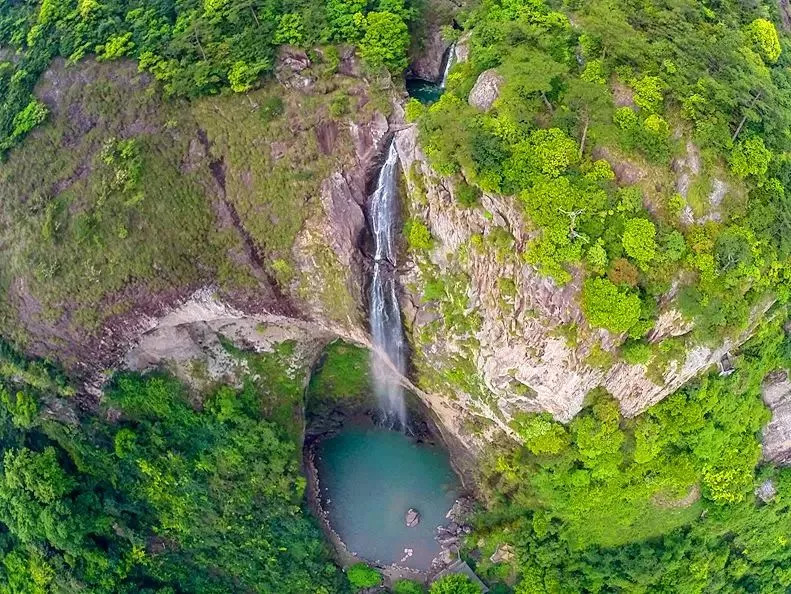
[472,313,791,591]
[413,0,791,347]
[393,578,427,594]
[0,342,348,593]
[0,0,419,152]
[308,340,371,405]
[346,562,382,590]
[429,574,481,594]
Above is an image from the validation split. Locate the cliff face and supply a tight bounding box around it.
[1,48,783,460]
[391,121,769,448]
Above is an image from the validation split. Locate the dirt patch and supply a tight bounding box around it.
[611,80,635,107]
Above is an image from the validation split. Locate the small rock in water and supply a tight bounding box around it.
[405,508,420,527]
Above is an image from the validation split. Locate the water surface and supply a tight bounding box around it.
[316,424,460,570]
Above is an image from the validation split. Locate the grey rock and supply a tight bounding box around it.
[469,69,504,111]
[756,479,777,503]
[762,370,791,464]
[405,508,421,527]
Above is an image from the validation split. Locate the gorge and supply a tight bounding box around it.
[0,0,790,591]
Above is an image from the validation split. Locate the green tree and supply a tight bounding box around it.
[359,11,410,71]
[730,136,772,178]
[622,218,657,265]
[746,18,781,64]
[430,574,481,594]
[581,277,641,333]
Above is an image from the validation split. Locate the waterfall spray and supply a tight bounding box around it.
[369,141,408,429]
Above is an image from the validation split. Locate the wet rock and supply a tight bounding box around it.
[410,24,451,82]
[405,508,420,527]
[469,69,504,111]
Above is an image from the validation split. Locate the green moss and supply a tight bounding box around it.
[307,341,370,405]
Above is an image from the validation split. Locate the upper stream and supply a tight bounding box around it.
[315,423,460,571]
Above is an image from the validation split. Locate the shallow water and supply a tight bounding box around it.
[315,424,460,570]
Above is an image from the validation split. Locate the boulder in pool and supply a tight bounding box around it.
[405,508,420,527]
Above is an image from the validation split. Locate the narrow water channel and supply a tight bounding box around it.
[315,422,460,571]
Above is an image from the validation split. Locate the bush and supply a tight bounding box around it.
[429,574,481,594]
[393,578,427,594]
[405,219,433,250]
[581,277,642,334]
[347,563,381,590]
[621,340,653,365]
[456,181,481,208]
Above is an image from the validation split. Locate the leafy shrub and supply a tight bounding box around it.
[405,219,433,250]
[393,578,427,594]
[347,563,381,589]
[430,574,481,594]
[621,340,653,365]
[581,277,642,333]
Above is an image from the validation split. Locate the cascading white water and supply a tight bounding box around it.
[369,141,408,429]
[439,42,456,89]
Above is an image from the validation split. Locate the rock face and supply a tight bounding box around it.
[409,25,451,82]
[469,69,505,111]
[405,508,421,527]
[762,370,791,463]
[393,123,770,451]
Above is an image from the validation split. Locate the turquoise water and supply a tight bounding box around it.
[316,424,460,570]
[406,79,443,104]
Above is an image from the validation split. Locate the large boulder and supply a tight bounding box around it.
[469,69,504,111]
[762,369,791,463]
[405,508,420,527]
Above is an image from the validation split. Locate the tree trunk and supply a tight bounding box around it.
[579,117,589,159]
[732,91,762,143]
[541,92,554,114]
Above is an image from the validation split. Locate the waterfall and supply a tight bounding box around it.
[369,141,408,429]
[439,42,456,89]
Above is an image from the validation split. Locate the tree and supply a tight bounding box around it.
[622,218,657,265]
[359,11,409,71]
[746,18,781,64]
[581,277,641,333]
[326,0,367,42]
[430,574,481,594]
[730,136,772,179]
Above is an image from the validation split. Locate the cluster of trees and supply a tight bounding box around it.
[470,314,791,592]
[411,0,791,346]
[0,0,416,152]
[0,340,347,593]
